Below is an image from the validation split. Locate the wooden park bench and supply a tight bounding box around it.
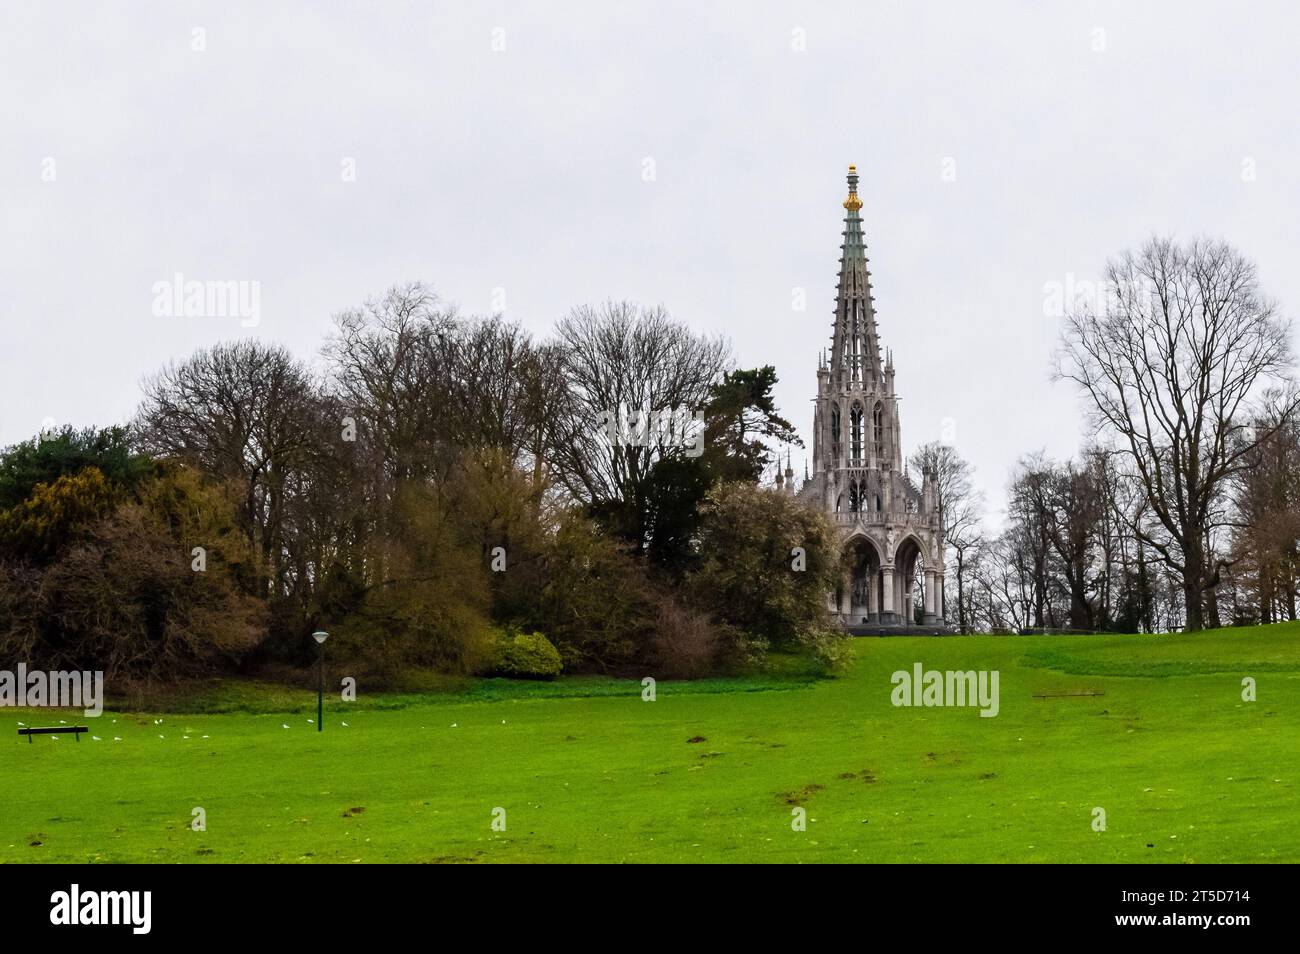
[18,725,88,743]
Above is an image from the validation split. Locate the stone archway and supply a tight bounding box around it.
[893,534,927,627]
[891,533,946,627]
[836,535,883,624]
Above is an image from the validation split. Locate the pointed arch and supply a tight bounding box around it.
[849,402,864,462]
[890,532,929,627]
[893,532,928,573]
[840,532,885,624]
[841,531,883,566]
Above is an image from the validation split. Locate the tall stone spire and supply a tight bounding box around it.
[801,165,946,632]
[829,165,883,392]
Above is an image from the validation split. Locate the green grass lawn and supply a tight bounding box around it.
[3,623,1297,863]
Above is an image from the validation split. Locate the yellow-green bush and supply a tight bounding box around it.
[493,631,563,680]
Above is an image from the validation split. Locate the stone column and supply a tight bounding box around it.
[923,568,938,625]
[867,567,878,622]
[936,573,946,625]
[839,569,851,618]
[880,565,896,624]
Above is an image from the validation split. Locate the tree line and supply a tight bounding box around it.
[927,236,1298,634]
[0,287,842,684]
[1,235,1292,681]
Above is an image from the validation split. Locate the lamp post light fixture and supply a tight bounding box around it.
[312,631,329,732]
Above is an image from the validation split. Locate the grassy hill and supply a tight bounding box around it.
[3,622,1297,863]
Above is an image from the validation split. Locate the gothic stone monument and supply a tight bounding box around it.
[786,166,947,632]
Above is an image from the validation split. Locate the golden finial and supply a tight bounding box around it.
[843,163,862,211]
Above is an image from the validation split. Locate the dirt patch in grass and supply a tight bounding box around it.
[837,768,877,783]
[777,783,825,805]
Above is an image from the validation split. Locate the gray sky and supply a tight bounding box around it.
[3,1,1297,520]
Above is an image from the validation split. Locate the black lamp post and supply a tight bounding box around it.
[312,631,329,732]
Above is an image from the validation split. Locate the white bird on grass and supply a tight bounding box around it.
[92,736,102,741]
[341,722,349,727]
[114,737,122,742]
[282,724,290,729]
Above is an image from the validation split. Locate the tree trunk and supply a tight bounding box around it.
[1136,543,1154,633]
[1183,538,1206,631]
[1205,579,1222,630]
[956,551,967,634]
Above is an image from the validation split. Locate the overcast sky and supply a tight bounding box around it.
[3,1,1297,520]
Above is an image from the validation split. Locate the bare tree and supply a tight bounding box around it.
[1007,453,1111,631]
[546,301,731,506]
[1228,408,1300,623]
[1056,236,1298,630]
[136,340,324,595]
[323,282,459,485]
[909,442,983,632]
[967,533,1032,633]
[443,316,555,463]
[1005,454,1060,629]
[321,283,563,583]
